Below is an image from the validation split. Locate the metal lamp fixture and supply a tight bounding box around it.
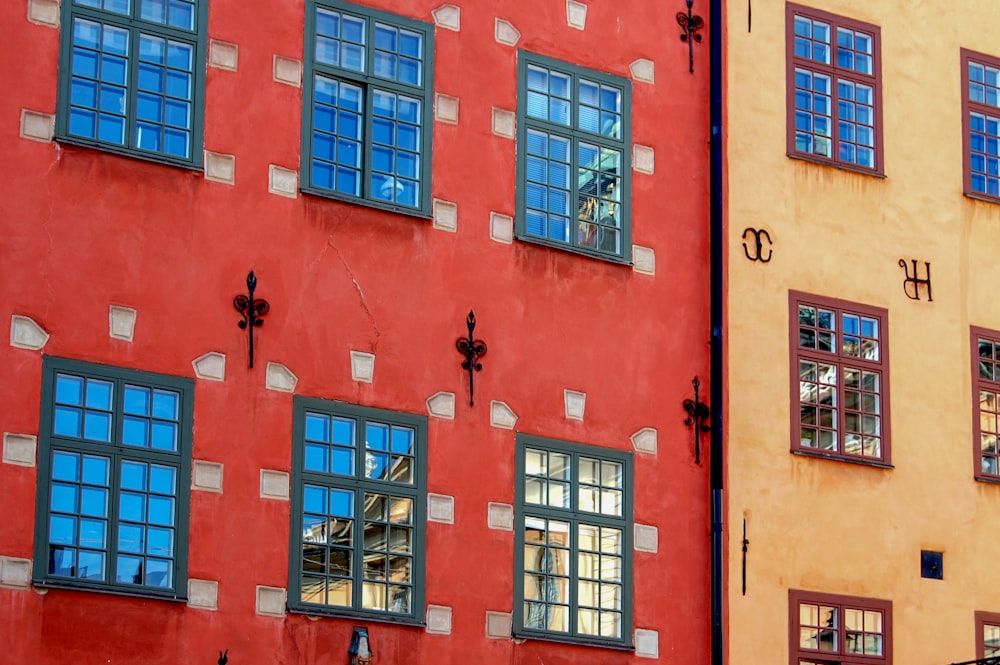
[349,627,372,665]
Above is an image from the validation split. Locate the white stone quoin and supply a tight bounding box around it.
[434,93,459,124]
[0,556,32,589]
[494,18,521,46]
[109,305,137,341]
[630,58,655,84]
[10,315,49,350]
[634,524,659,553]
[187,579,219,610]
[426,605,453,634]
[20,109,54,142]
[3,433,37,467]
[491,108,515,138]
[485,611,512,639]
[431,4,461,31]
[427,494,455,524]
[490,401,518,429]
[631,427,658,455]
[635,628,660,658]
[564,389,586,421]
[273,55,302,87]
[432,199,458,232]
[256,585,286,617]
[487,502,513,531]
[268,165,298,198]
[260,469,290,500]
[204,151,236,185]
[632,245,656,275]
[192,352,226,381]
[566,0,587,29]
[266,362,298,392]
[209,40,239,71]
[28,0,60,27]
[633,144,655,174]
[426,392,456,420]
[351,351,375,383]
[490,212,514,243]
[192,460,224,492]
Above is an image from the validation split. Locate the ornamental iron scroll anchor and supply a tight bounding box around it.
[218,649,228,665]
[234,270,270,368]
[455,310,487,407]
[899,258,933,301]
[683,376,711,463]
[677,0,705,73]
[742,227,773,263]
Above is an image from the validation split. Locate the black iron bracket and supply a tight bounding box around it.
[677,0,705,73]
[455,310,487,406]
[899,258,933,301]
[683,376,711,463]
[234,271,270,368]
[950,658,1000,665]
[218,649,229,665]
[742,227,773,263]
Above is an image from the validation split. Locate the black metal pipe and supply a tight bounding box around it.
[709,0,725,664]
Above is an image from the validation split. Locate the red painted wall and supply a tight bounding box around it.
[0,0,712,663]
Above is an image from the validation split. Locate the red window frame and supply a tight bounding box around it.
[789,590,892,665]
[786,3,884,174]
[789,292,891,465]
[972,327,1000,481]
[962,49,1000,202]
[977,611,1000,659]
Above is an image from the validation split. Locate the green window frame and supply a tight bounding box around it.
[33,357,193,599]
[302,0,435,215]
[514,434,633,648]
[290,397,427,622]
[516,51,632,263]
[56,0,208,168]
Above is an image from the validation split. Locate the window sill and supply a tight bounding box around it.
[300,186,433,221]
[964,191,1000,206]
[791,448,894,469]
[55,135,204,172]
[512,630,634,651]
[287,604,426,627]
[786,152,886,179]
[974,474,1000,485]
[33,578,188,602]
[515,233,633,266]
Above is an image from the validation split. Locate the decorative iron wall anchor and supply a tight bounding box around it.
[234,270,270,368]
[683,376,711,463]
[677,0,705,73]
[742,227,773,263]
[741,518,749,596]
[218,649,229,665]
[455,310,487,406]
[899,258,933,301]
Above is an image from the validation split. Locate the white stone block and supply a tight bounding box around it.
[631,427,658,455]
[632,245,656,275]
[256,585,286,617]
[492,107,515,138]
[20,109,54,143]
[494,18,521,46]
[3,433,36,467]
[187,579,219,610]
[109,305,136,342]
[487,502,513,531]
[630,59,655,84]
[27,0,59,27]
[486,611,512,639]
[432,199,458,232]
[566,0,587,29]
[269,165,298,198]
[426,392,456,420]
[204,151,235,185]
[426,605,453,634]
[490,212,514,244]
[273,55,302,87]
[634,524,659,553]
[635,628,660,658]
[435,93,459,124]
[260,469,290,500]
[633,144,655,174]
[10,315,49,350]
[192,352,226,381]
[0,556,31,589]
[351,351,375,383]
[428,493,455,524]
[432,4,461,31]
[490,401,517,429]
[266,362,298,392]
[192,460,224,492]
[564,390,586,421]
[209,40,239,71]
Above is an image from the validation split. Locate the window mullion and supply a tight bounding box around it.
[126,25,143,152]
[352,482,364,611]
[568,516,580,637]
[107,447,123,586]
[362,81,374,200]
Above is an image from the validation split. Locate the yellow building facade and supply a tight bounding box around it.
[727,1,1000,664]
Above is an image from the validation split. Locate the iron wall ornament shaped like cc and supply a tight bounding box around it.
[741,227,773,262]
[899,258,933,301]
[677,0,705,73]
[233,270,270,368]
[683,376,711,463]
[455,310,487,406]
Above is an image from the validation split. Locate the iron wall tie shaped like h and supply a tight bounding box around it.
[456,310,487,406]
[234,270,270,368]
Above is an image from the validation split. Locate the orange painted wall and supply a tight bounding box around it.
[0,1,713,664]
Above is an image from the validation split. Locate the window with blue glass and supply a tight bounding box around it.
[516,52,632,261]
[302,1,434,213]
[57,0,206,166]
[963,49,1000,201]
[33,358,192,598]
[289,398,426,621]
[787,3,882,174]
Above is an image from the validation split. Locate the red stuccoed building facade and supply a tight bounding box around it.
[0,0,714,663]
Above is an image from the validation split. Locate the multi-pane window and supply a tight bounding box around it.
[791,292,890,464]
[789,590,891,665]
[33,358,192,597]
[972,328,1000,480]
[290,398,426,621]
[302,1,434,213]
[787,4,882,173]
[516,52,632,262]
[977,612,1000,659]
[57,0,206,166]
[963,50,1000,200]
[514,435,632,647]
